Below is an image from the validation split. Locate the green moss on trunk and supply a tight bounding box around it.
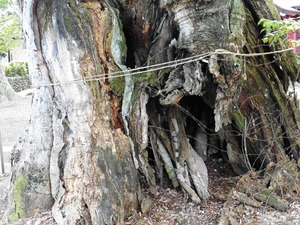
[8,175,27,221]
[110,77,125,97]
[231,111,246,130]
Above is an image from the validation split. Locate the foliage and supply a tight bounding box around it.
[259,18,300,64]
[5,62,28,77]
[0,0,22,54]
[258,18,300,46]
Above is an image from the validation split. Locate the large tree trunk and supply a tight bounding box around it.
[123,0,300,202]
[5,0,139,224]
[4,0,300,224]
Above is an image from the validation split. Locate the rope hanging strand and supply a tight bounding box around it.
[33,53,211,88]
[33,48,293,88]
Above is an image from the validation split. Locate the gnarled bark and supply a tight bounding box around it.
[124,0,300,205]
[4,0,300,224]
[5,0,138,224]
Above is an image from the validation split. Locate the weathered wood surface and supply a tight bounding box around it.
[0,132,4,175]
[4,0,300,224]
[5,1,139,224]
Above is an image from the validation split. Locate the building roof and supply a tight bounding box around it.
[273,0,300,16]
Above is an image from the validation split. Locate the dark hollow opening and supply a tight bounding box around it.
[179,96,224,161]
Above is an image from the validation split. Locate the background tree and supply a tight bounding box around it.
[0,0,22,102]
[0,0,22,54]
[3,0,300,224]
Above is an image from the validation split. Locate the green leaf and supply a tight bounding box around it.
[258,18,300,46]
[0,0,22,54]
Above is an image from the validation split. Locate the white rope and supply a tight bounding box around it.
[34,52,211,88]
[34,48,293,88]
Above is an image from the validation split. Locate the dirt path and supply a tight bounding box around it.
[0,94,32,146]
[0,92,32,174]
[0,92,32,219]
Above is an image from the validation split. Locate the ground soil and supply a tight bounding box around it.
[1,93,300,225]
[127,159,300,225]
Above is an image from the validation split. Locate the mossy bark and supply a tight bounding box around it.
[5,0,300,224]
[7,175,26,222]
[6,1,138,224]
[123,0,300,203]
[235,0,300,167]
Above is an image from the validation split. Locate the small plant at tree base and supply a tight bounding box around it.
[5,62,28,77]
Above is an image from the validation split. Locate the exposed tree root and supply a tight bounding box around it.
[219,157,300,224]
